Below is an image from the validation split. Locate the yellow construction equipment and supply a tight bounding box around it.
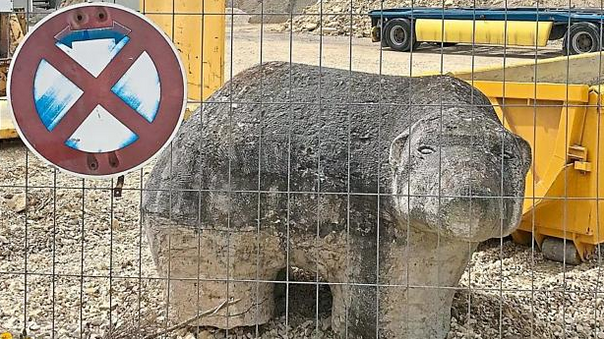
[0,10,25,140]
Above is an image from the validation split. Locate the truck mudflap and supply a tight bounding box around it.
[371,25,381,42]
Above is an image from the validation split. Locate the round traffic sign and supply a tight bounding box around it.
[8,3,187,179]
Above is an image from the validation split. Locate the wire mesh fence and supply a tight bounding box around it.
[0,0,603,339]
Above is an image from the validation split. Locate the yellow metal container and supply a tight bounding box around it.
[0,99,17,139]
[470,79,604,260]
[141,0,225,102]
[415,19,553,47]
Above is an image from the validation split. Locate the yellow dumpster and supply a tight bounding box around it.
[468,79,604,263]
[438,52,604,263]
[420,52,604,263]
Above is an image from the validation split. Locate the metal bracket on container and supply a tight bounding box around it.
[574,161,592,172]
[568,145,592,172]
[113,175,125,198]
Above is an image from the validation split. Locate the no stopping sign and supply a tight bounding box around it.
[8,3,187,179]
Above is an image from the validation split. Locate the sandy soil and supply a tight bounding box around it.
[224,22,563,80]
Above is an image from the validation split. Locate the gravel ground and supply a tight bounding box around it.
[224,21,561,82]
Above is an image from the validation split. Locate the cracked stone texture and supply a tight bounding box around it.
[143,62,532,338]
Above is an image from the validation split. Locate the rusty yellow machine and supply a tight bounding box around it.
[0,9,25,139]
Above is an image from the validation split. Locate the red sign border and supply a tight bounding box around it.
[7,2,187,180]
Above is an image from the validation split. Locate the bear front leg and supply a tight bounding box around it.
[330,283,379,339]
[375,231,477,338]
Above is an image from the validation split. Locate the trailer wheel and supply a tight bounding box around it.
[384,18,420,52]
[564,22,601,55]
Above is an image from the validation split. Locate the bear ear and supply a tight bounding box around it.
[516,135,533,174]
[389,122,418,170]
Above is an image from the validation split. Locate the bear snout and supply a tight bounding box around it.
[440,190,511,242]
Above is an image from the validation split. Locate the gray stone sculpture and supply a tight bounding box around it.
[143,62,532,338]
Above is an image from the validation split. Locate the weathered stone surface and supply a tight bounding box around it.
[143,62,531,338]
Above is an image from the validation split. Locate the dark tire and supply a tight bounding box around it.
[563,22,601,55]
[383,18,421,52]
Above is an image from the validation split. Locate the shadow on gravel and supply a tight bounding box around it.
[410,43,563,59]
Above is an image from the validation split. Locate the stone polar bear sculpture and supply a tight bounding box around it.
[143,62,531,338]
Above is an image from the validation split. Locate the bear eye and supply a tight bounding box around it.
[503,151,514,160]
[418,146,436,155]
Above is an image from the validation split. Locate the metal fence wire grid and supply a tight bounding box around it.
[0,0,603,339]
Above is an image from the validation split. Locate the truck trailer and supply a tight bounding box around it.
[369,7,604,55]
